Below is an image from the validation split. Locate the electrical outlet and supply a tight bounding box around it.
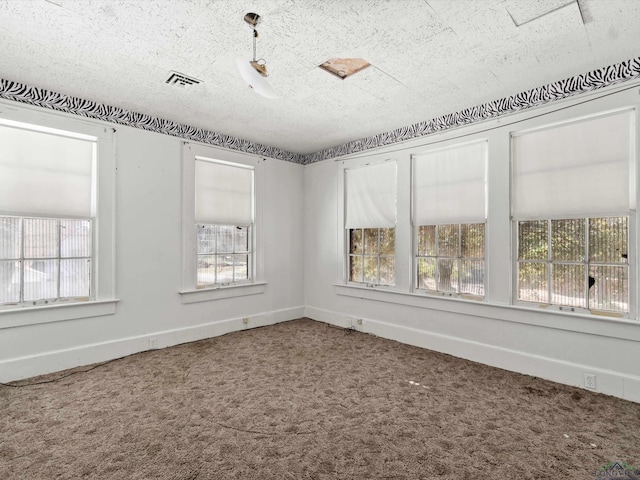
[357,318,363,325]
[242,317,249,324]
[584,373,596,390]
[149,337,158,349]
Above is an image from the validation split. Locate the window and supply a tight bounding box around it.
[196,225,250,287]
[416,223,485,297]
[0,116,110,310]
[412,141,487,297]
[517,217,628,313]
[348,228,395,286]
[1,217,91,305]
[194,158,253,288]
[345,161,397,286]
[181,143,262,300]
[512,110,634,315]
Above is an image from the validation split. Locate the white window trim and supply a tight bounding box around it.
[337,154,408,292]
[180,142,264,303]
[0,101,118,328]
[510,108,637,319]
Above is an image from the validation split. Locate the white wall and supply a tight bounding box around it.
[0,113,305,381]
[304,81,640,403]
[3,81,640,404]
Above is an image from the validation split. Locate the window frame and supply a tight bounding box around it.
[339,156,400,291]
[347,227,396,287]
[415,222,486,299]
[180,142,264,303]
[510,108,637,318]
[0,100,117,326]
[1,216,93,306]
[513,215,634,317]
[196,224,252,288]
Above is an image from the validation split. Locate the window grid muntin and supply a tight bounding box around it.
[196,224,252,288]
[348,227,395,286]
[0,215,92,306]
[416,223,485,297]
[516,216,629,313]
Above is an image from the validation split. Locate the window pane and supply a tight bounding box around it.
[234,227,249,253]
[217,226,234,254]
[0,217,21,260]
[589,217,627,264]
[589,266,628,313]
[364,256,378,284]
[0,260,20,303]
[379,256,395,286]
[437,258,458,293]
[60,258,91,297]
[350,229,362,254]
[217,256,234,284]
[363,228,378,255]
[349,255,363,283]
[23,259,58,301]
[60,219,92,258]
[197,225,217,254]
[417,225,435,257]
[518,262,548,303]
[460,259,484,296]
[233,254,248,281]
[461,223,484,259]
[437,224,458,258]
[551,219,584,262]
[379,228,395,255]
[519,220,548,260]
[551,263,585,308]
[24,218,58,259]
[196,255,216,287]
[417,257,436,291]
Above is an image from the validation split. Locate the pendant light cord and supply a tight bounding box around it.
[252,28,258,62]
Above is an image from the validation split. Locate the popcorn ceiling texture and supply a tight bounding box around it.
[1,319,639,479]
[1,56,639,165]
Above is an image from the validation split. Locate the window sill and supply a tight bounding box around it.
[0,299,119,330]
[334,283,640,341]
[180,282,267,304]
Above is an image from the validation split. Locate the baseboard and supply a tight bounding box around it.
[0,305,304,383]
[304,305,640,403]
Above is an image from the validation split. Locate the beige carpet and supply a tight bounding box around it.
[1,318,639,479]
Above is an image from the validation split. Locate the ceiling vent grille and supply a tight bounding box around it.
[166,71,202,87]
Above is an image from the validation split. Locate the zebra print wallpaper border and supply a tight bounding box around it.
[1,56,639,165]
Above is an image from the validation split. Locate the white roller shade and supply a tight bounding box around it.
[413,141,487,225]
[512,110,633,218]
[0,124,95,217]
[345,161,397,228]
[195,158,253,225]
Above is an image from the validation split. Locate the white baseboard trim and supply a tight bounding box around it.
[0,305,304,383]
[304,305,640,403]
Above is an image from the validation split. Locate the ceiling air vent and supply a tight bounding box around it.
[319,58,371,80]
[165,71,202,88]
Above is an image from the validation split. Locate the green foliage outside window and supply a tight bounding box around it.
[517,217,628,312]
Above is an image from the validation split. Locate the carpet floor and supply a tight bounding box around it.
[1,318,639,479]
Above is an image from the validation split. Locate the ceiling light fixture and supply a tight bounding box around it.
[236,12,277,99]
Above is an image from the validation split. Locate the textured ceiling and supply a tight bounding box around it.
[0,0,639,156]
